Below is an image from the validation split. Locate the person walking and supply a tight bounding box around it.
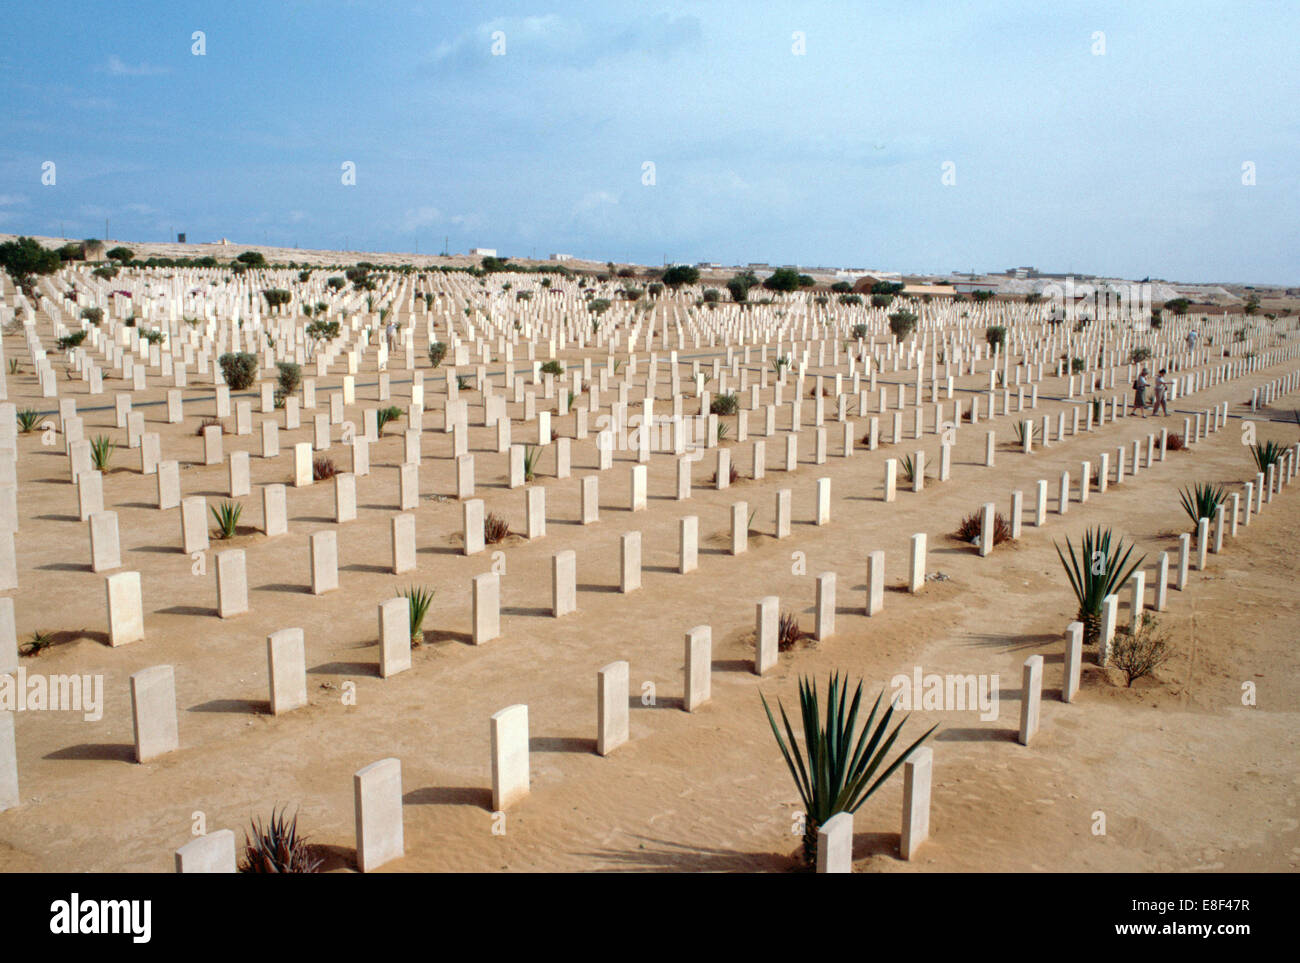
[1133,366,1149,418]
[1153,368,1170,416]
[385,318,397,352]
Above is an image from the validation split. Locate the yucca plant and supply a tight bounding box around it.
[1250,440,1285,473]
[899,453,927,483]
[522,445,540,483]
[1178,482,1227,530]
[89,435,115,471]
[762,674,938,867]
[456,374,471,391]
[238,807,322,873]
[19,630,54,657]
[400,585,435,647]
[1055,526,1146,646]
[7,359,18,375]
[1011,420,1039,446]
[376,405,402,435]
[211,501,242,539]
[16,408,40,433]
[716,421,730,444]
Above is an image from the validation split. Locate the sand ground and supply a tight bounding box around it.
[1,327,1297,872]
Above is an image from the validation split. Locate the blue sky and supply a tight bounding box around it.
[2,1,1297,283]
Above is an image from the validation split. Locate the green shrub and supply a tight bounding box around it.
[710,392,739,416]
[985,325,1007,348]
[105,246,134,262]
[427,342,447,368]
[218,352,258,390]
[888,310,917,341]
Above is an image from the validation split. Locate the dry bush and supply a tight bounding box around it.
[778,611,804,651]
[954,510,1013,546]
[1109,613,1172,686]
[312,456,338,481]
[484,512,510,544]
[1166,433,1186,451]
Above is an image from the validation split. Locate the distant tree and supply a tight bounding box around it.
[839,294,864,306]
[57,242,85,262]
[0,236,61,279]
[236,251,266,267]
[870,293,893,308]
[106,246,134,262]
[1243,294,1261,316]
[985,325,1007,348]
[727,278,750,303]
[831,281,853,293]
[971,289,995,302]
[588,298,612,315]
[888,310,918,341]
[647,282,665,298]
[702,288,721,303]
[797,274,815,288]
[661,265,700,288]
[1024,292,1042,304]
[326,276,345,290]
[298,270,311,283]
[263,289,292,309]
[1165,298,1191,315]
[763,267,802,293]
[872,281,905,296]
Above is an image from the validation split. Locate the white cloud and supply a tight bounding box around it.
[104,56,169,77]
[400,205,443,231]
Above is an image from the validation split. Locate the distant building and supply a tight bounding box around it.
[177,233,186,244]
[549,253,573,262]
[953,279,999,295]
[470,248,497,257]
[697,262,722,269]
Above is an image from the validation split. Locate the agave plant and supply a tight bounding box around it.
[762,674,938,867]
[211,501,242,539]
[89,435,115,471]
[400,585,435,647]
[899,453,927,483]
[19,630,54,657]
[1178,482,1227,530]
[1250,440,1285,473]
[1011,420,1039,446]
[376,405,402,435]
[16,408,40,433]
[238,807,322,873]
[1055,526,1146,646]
[522,445,540,483]
[716,422,730,444]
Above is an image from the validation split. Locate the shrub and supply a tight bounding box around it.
[522,445,540,483]
[850,323,869,339]
[761,673,937,867]
[235,251,266,267]
[196,416,225,437]
[305,320,340,348]
[540,360,564,377]
[92,265,118,280]
[400,585,435,647]
[954,510,1012,546]
[238,808,322,873]
[588,298,612,315]
[105,246,134,262]
[1130,346,1152,363]
[218,352,258,390]
[427,342,447,368]
[276,362,301,399]
[1109,613,1173,684]
[1178,482,1227,531]
[762,267,801,292]
[710,392,738,416]
[0,236,60,279]
[1055,527,1145,646]
[17,409,40,433]
[702,288,721,304]
[326,276,345,290]
[312,457,338,481]
[141,329,164,346]
[484,513,510,544]
[1166,433,1185,451]
[80,307,103,325]
[211,501,242,539]
[263,288,292,309]
[19,630,55,657]
[778,611,804,651]
[376,406,402,434]
[711,463,740,486]
[1011,420,1039,446]
[870,293,892,308]
[888,310,917,341]
[1069,356,1084,374]
[985,325,1006,348]
[57,331,87,350]
[647,282,665,298]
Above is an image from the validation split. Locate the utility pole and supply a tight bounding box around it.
[105,218,109,241]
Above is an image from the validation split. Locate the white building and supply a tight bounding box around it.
[549,253,573,262]
[470,248,497,257]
